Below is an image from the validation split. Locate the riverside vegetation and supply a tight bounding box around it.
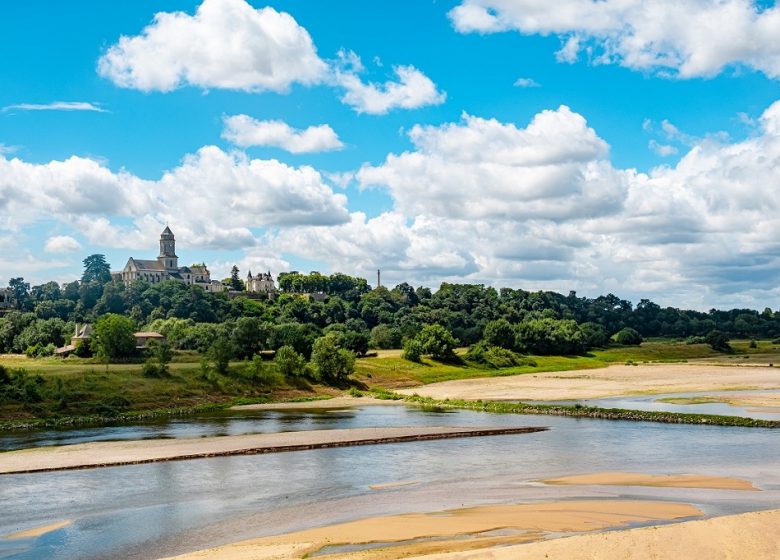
[3,261,780,430]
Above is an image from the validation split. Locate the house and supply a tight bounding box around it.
[54,323,166,356]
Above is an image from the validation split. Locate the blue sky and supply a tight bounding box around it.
[1,0,780,309]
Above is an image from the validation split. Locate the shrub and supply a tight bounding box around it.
[417,324,458,360]
[612,327,643,346]
[274,345,307,378]
[402,338,424,362]
[247,355,283,389]
[311,334,355,384]
[482,319,515,350]
[749,339,758,349]
[466,341,523,368]
[705,330,732,352]
[515,318,585,355]
[686,336,707,345]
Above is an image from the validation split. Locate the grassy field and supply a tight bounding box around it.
[354,342,723,388]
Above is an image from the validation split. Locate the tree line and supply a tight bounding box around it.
[2,257,778,359]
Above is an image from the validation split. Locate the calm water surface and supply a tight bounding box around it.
[1,405,778,559]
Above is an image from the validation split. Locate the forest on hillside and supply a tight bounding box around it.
[0,254,773,359]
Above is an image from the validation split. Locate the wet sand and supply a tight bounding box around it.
[0,426,545,474]
[162,499,701,560]
[399,363,780,401]
[658,392,780,409]
[415,508,780,560]
[542,472,758,490]
[4,520,72,540]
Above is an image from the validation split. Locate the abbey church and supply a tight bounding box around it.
[119,227,226,292]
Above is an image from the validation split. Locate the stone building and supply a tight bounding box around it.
[0,287,12,310]
[119,227,225,292]
[246,270,277,294]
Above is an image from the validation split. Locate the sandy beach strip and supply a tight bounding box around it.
[414,508,780,560]
[161,499,701,560]
[0,426,546,475]
[4,520,72,540]
[398,363,780,401]
[542,471,758,490]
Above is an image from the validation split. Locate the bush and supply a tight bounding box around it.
[580,322,609,348]
[515,318,585,355]
[706,330,732,352]
[207,336,234,375]
[417,324,458,360]
[142,360,163,378]
[370,324,401,349]
[0,367,44,405]
[311,334,355,384]
[73,339,92,358]
[482,319,516,350]
[402,338,424,362]
[749,339,758,349]
[612,327,643,346]
[246,355,283,389]
[466,341,523,368]
[686,336,707,345]
[274,345,307,378]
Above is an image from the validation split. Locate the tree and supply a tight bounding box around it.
[417,324,458,360]
[612,327,643,346]
[370,324,401,349]
[8,278,30,310]
[93,314,136,361]
[274,345,307,377]
[208,335,234,374]
[515,318,585,355]
[229,265,245,291]
[483,319,515,350]
[402,338,424,362]
[82,254,112,284]
[311,334,355,384]
[580,322,609,348]
[232,316,268,358]
[705,330,732,352]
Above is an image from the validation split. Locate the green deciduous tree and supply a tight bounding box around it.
[482,318,515,350]
[274,345,307,378]
[311,334,355,384]
[416,324,458,360]
[93,314,136,361]
[612,327,643,346]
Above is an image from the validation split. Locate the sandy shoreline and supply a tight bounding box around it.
[4,520,72,540]
[416,508,780,560]
[542,471,758,490]
[162,499,702,560]
[399,363,780,401]
[0,426,545,474]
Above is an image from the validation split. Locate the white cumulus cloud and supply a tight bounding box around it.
[44,235,82,253]
[335,51,446,114]
[449,0,780,79]
[97,0,327,92]
[222,115,343,153]
[514,77,541,87]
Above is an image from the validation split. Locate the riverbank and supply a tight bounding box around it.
[0,425,546,474]
[416,508,780,560]
[398,363,780,401]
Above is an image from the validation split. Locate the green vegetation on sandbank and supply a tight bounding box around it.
[362,391,780,429]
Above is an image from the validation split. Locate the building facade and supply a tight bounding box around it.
[0,287,11,310]
[246,270,276,294]
[119,227,225,292]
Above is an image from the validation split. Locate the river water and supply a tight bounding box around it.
[1,404,778,559]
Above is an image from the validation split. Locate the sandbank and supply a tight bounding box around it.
[231,396,397,410]
[162,499,701,560]
[0,426,545,474]
[4,520,72,540]
[414,508,780,560]
[542,471,757,490]
[399,363,780,401]
[658,391,780,409]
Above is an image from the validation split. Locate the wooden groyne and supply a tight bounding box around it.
[0,426,547,475]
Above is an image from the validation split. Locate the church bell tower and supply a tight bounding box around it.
[158,226,178,271]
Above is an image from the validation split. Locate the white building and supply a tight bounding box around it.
[120,227,225,292]
[246,270,276,294]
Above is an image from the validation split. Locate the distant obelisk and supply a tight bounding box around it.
[377,269,381,289]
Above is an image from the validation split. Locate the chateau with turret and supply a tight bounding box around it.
[119,227,225,292]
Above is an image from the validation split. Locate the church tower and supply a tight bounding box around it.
[158,226,178,271]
